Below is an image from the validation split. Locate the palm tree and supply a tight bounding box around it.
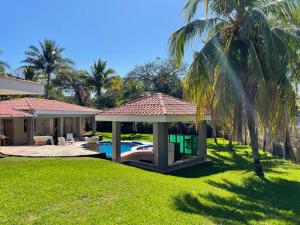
[88,59,117,108]
[22,39,73,98]
[0,50,10,73]
[123,78,146,102]
[170,0,300,176]
[21,66,37,81]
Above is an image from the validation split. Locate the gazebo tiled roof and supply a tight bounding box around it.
[100,93,197,116]
[96,93,206,123]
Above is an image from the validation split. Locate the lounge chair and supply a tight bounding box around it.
[58,137,67,146]
[66,133,75,144]
[0,135,10,146]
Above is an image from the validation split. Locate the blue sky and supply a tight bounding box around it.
[0,0,204,76]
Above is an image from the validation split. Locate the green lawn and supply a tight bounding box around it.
[96,131,153,142]
[0,139,299,224]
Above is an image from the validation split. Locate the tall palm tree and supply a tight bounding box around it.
[22,39,73,98]
[170,0,300,176]
[0,50,10,73]
[88,59,117,108]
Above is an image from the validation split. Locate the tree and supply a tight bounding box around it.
[88,59,117,108]
[20,66,37,81]
[170,0,300,176]
[126,58,186,98]
[122,78,146,102]
[54,70,91,106]
[22,39,73,99]
[183,56,219,143]
[0,50,9,73]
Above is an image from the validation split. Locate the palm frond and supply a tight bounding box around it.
[183,0,204,22]
[169,18,220,65]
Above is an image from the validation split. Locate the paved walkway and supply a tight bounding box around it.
[0,142,102,157]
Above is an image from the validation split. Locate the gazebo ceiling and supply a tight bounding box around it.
[96,93,210,122]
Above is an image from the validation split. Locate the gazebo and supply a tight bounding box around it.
[96,93,210,173]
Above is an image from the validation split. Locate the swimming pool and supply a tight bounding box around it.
[98,141,143,157]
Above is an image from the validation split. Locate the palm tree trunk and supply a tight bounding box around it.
[244,124,247,145]
[245,99,264,176]
[45,72,50,99]
[262,127,267,152]
[285,123,295,162]
[236,103,243,144]
[97,88,102,108]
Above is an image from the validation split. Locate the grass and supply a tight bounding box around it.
[96,131,153,142]
[0,138,300,224]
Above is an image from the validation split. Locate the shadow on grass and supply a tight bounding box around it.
[173,177,300,224]
[170,142,287,178]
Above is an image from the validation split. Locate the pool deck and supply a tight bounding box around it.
[0,142,105,157]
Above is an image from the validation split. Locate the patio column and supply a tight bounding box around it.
[26,118,34,145]
[76,117,82,137]
[92,116,96,134]
[198,121,207,161]
[153,122,169,170]
[112,121,121,162]
[58,117,64,137]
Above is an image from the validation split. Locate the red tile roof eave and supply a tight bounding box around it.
[98,113,196,117]
[0,98,101,114]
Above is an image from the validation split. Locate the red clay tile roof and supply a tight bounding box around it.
[0,98,100,114]
[0,106,33,118]
[100,93,197,116]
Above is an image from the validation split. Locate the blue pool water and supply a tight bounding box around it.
[98,141,143,157]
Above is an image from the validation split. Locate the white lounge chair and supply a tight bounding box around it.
[58,137,67,146]
[66,133,75,144]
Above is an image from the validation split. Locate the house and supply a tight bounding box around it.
[0,98,100,145]
[0,74,44,95]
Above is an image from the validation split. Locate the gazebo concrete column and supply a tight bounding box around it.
[198,121,207,160]
[153,122,169,170]
[26,118,34,145]
[112,121,121,162]
[92,117,96,134]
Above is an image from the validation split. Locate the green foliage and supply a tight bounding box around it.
[0,139,299,224]
[88,59,118,108]
[170,0,300,174]
[22,39,73,98]
[122,78,146,102]
[20,66,38,81]
[0,50,9,72]
[54,70,91,106]
[125,58,185,98]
